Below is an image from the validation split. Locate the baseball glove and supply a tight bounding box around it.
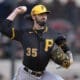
[51,44,70,68]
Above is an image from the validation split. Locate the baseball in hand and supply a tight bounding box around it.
[16,6,27,14]
[21,6,27,12]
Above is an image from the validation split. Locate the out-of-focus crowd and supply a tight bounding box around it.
[0,0,80,60]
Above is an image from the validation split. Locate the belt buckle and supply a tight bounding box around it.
[24,67,42,77]
[35,71,42,77]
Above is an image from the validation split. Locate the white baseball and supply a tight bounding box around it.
[15,6,27,14]
[21,6,27,12]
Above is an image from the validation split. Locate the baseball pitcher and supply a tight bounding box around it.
[0,4,73,80]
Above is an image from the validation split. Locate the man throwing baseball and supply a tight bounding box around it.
[0,4,73,80]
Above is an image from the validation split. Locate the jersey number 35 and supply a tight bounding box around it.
[26,48,38,57]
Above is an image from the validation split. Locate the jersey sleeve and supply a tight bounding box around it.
[0,19,22,41]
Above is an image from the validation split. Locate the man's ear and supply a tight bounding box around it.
[31,15,35,20]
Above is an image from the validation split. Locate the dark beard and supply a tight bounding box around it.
[36,20,47,26]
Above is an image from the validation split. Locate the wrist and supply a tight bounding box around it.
[66,51,73,64]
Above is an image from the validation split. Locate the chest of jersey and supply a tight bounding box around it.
[22,31,54,56]
[21,31,54,71]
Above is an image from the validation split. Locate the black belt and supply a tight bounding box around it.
[24,67,43,77]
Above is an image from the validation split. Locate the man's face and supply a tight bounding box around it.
[34,13,48,26]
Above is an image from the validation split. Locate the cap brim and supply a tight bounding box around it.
[38,11,50,15]
[45,11,50,14]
